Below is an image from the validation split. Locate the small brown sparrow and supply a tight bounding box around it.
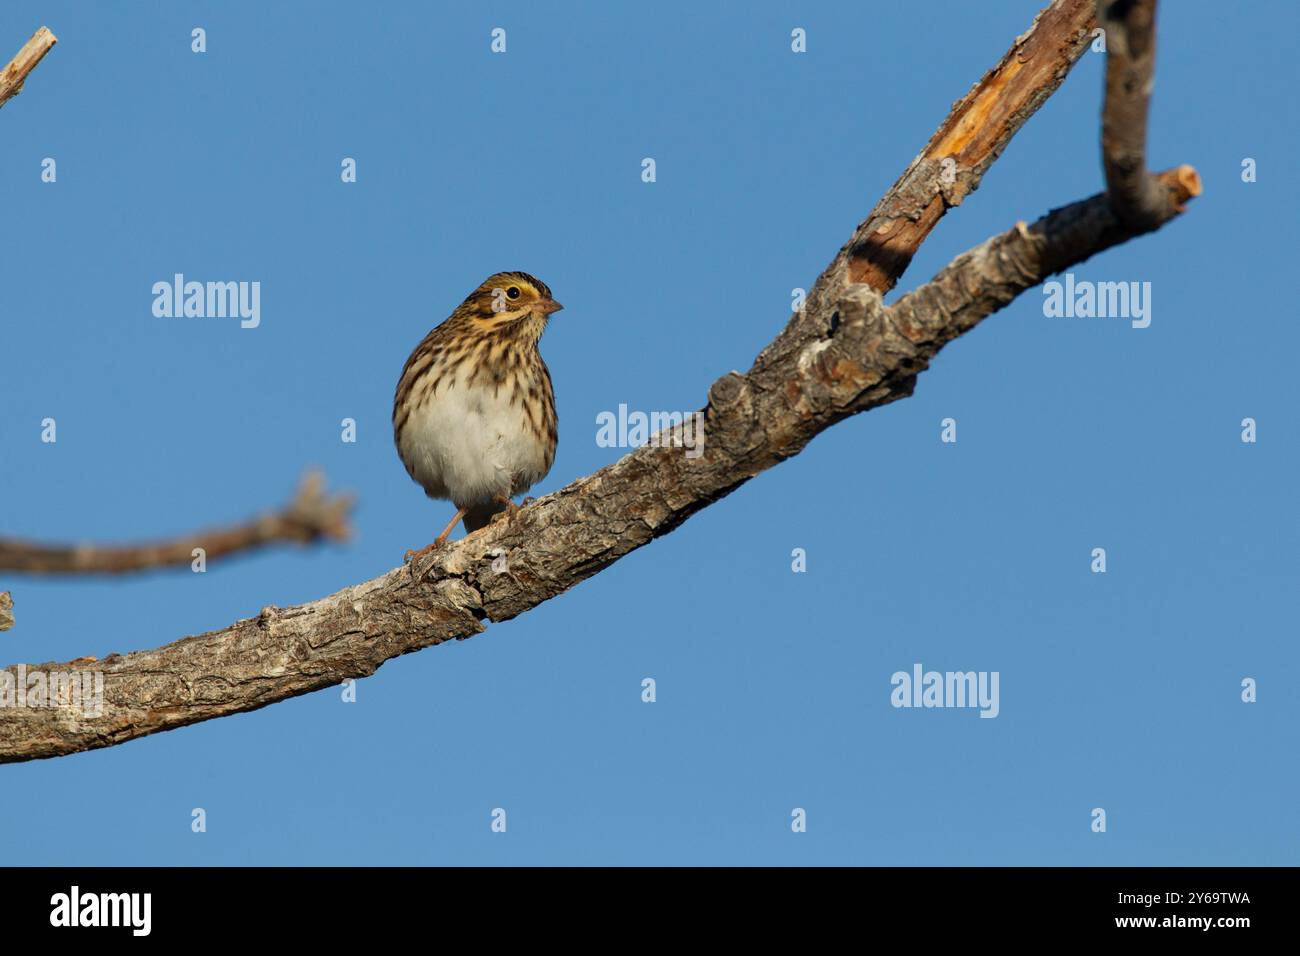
[392,272,562,555]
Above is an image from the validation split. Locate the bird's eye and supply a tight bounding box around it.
[507,287,521,299]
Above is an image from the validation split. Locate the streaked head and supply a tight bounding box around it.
[461,271,563,330]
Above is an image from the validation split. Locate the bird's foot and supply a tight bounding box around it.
[404,528,456,564]
[492,494,522,517]
[404,542,436,564]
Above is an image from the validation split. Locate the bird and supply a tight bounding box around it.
[392,271,562,558]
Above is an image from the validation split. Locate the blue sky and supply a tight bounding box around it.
[0,0,1295,865]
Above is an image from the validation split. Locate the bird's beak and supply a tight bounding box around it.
[539,298,564,315]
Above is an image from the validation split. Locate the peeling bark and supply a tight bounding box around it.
[839,0,1098,294]
[0,26,56,110]
[763,0,1097,381]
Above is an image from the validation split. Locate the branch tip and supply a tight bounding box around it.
[0,26,58,110]
[0,469,356,575]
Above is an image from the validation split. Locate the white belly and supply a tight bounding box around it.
[399,378,549,507]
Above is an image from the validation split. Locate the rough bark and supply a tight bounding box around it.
[839,0,1097,293]
[0,26,56,110]
[0,593,12,632]
[766,0,1097,383]
[0,472,355,575]
[0,0,1198,763]
[890,164,1201,346]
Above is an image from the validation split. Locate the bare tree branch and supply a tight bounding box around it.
[0,26,56,110]
[0,593,12,632]
[1097,0,1171,227]
[0,0,1199,763]
[891,164,1200,346]
[837,0,1097,294]
[1,27,352,579]
[766,0,1097,379]
[0,472,355,575]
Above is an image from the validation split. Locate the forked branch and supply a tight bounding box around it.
[0,25,358,591]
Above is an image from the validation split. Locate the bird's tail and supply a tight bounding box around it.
[461,501,508,534]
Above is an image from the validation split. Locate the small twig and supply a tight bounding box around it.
[0,26,57,110]
[0,471,355,575]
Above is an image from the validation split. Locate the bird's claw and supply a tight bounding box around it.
[405,537,450,564]
[492,495,523,516]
